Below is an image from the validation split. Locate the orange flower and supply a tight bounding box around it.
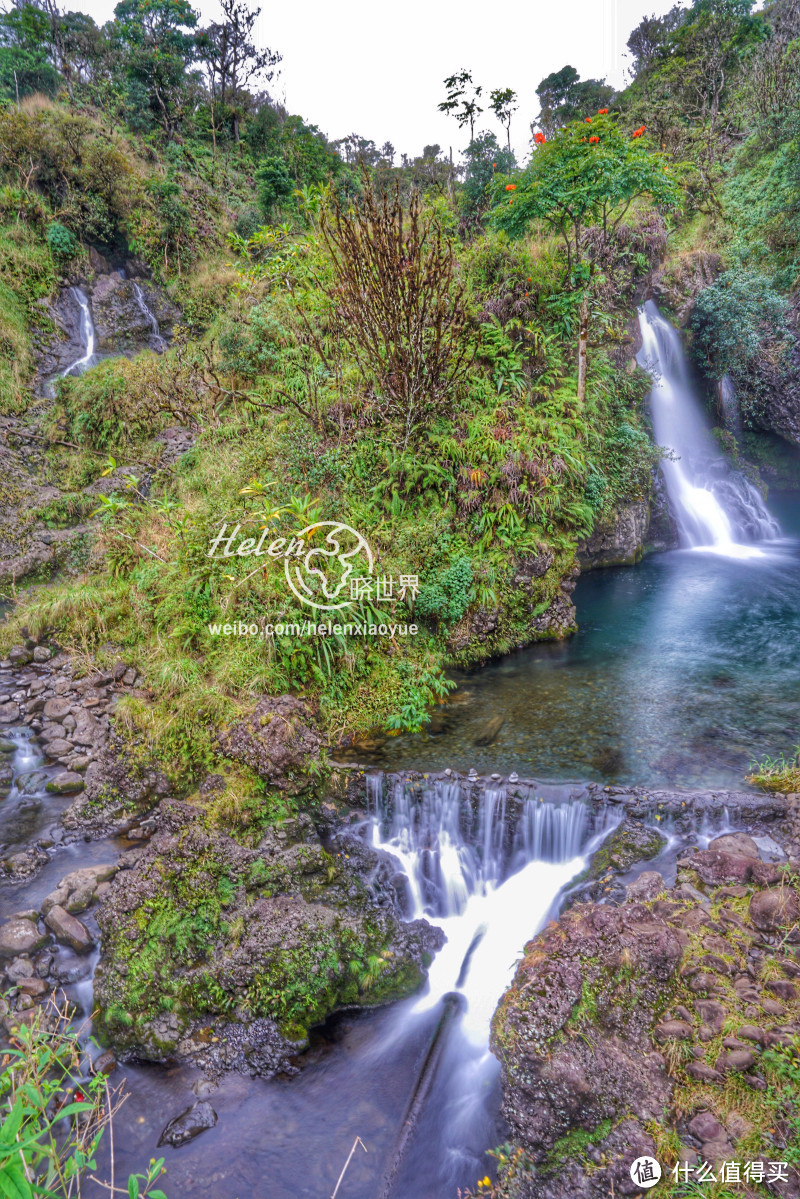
[598,108,609,115]
[589,135,599,143]
[632,125,646,138]
[492,162,497,167]
[585,117,592,123]
[534,131,546,144]
[505,183,516,190]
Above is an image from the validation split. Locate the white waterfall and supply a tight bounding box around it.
[637,301,779,557]
[131,280,166,351]
[365,775,613,1192]
[61,287,96,377]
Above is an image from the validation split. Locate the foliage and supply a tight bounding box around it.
[46,221,77,260]
[747,745,800,793]
[535,65,615,137]
[416,557,474,626]
[690,267,790,381]
[0,1001,167,1198]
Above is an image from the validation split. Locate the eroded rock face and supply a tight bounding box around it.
[491,843,800,1198]
[218,695,323,794]
[94,798,442,1074]
[651,251,724,326]
[577,501,652,570]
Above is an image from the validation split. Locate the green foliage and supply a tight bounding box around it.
[255,155,293,217]
[46,221,77,261]
[416,557,474,626]
[535,65,615,136]
[0,1003,168,1198]
[690,268,790,381]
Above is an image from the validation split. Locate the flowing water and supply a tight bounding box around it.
[2,307,799,1196]
[131,280,166,351]
[60,286,96,377]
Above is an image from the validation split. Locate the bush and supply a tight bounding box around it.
[46,221,77,260]
[416,557,474,626]
[690,268,790,382]
[255,155,293,216]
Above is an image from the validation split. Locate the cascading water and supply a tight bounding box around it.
[131,280,166,351]
[637,300,779,556]
[60,286,96,377]
[365,775,615,1195]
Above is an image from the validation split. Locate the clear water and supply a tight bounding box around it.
[361,492,800,790]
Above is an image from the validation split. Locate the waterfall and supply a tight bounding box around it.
[60,287,96,377]
[364,774,613,1193]
[131,280,166,351]
[719,375,741,435]
[637,300,779,557]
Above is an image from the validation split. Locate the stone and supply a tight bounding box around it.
[0,918,47,958]
[44,739,74,758]
[762,998,785,1015]
[654,1019,693,1041]
[91,1049,117,1075]
[750,887,800,935]
[686,1062,723,1084]
[626,871,666,902]
[737,1025,765,1045]
[693,1000,726,1033]
[17,976,47,997]
[5,957,34,980]
[716,1048,758,1072]
[0,701,20,724]
[45,771,84,795]
[32,646,51,662]
[766,979,798,1001]
[708,832,760,859]
[218,695,323,794]
[687,1111,725,1142]
[43,697,72,721]
[701,1138,735,1163]
[680,848,756,886]
[44,905,94,953]
[157,1101,217,1148]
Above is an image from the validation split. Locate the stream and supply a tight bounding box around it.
[1,303,799,1196]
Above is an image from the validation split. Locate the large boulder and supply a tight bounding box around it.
[218,695,323,794]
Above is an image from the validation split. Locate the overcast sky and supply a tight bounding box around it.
[76,0,685,163]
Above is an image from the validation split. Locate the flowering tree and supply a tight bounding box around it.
[492,112,679,401]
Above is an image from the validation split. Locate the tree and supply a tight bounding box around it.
[113,0,199,139]
[489,86,517,151]
[439,69,483,142]
[197,0,280,146]
[492,113,679,401]
[461,130,514,224]
[534,66,614,137]
[255,154,292,216]
[319,174,472,446]
[0,4,61,102]
[626,5,685,75]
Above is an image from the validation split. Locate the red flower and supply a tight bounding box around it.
[505,183,516,190]
[492,162,497,167]
[585,117,591,123]
[534,131,546,144]
[75,1090,86,1103]
[589,135,599,144]
[632,125,646,138]
[598,108,609,115]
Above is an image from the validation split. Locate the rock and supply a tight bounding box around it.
[43,697,72,722]
[626,871,666,902]
[32,646,51,662]
[157,1101,217,1148]
[749,887,800,935]
[716,1048,758,1072]
[679,848,756,886]
[17,976,48,997]
[44,905,94,953]
[693,999,726,1033]
[701,1138,735,1163]
[44,739,74,758]
[588,820,667,879]
[91,1049,117,1075]
[0,918,47,958]
[708,832,760,859]
[737,1025,765,1044]
[45,771,84,795]
[654,1019,692,1041]
[686,1062,724,1084]
[473,714,505,747]
[218,695,323,794]
[8,646,33,666]
[765,979,798,1001]
[0,738,15,752]
[687,1111,725,1142]
[0,701,20,723]
[577,499,653,569]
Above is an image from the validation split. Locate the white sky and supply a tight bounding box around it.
[75,0,685,163]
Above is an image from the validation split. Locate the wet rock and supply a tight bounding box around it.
[44,739,74,758]
[588,820,667,879]
[44,905,94,953]
[0,701,21,723]
[749,887,800,935]
[158,1101,217,1148]
[708,832,760,859]
[473,714,505,747]
[679,848,756,886]
[0,918,47,957]
[17,976,48,997]
[626,871,666,902]
[577,499,652,569]
[45,771,84,795]
[42,864,116,915]
[91,1049,117,1075]
[43,697,72,721]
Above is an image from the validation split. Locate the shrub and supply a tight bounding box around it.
[46,221,77,260]
[690,268,790,382]
[416,557,474,626]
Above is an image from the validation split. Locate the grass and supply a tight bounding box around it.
[747,746,800,793]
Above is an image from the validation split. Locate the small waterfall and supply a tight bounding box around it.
[60,287,96,377]
[364,773,613,1193]
[131,280,166,351]
[637,301,779,557]
[719,375,741,435]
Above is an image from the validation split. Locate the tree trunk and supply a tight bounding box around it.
[577,295,589,404]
